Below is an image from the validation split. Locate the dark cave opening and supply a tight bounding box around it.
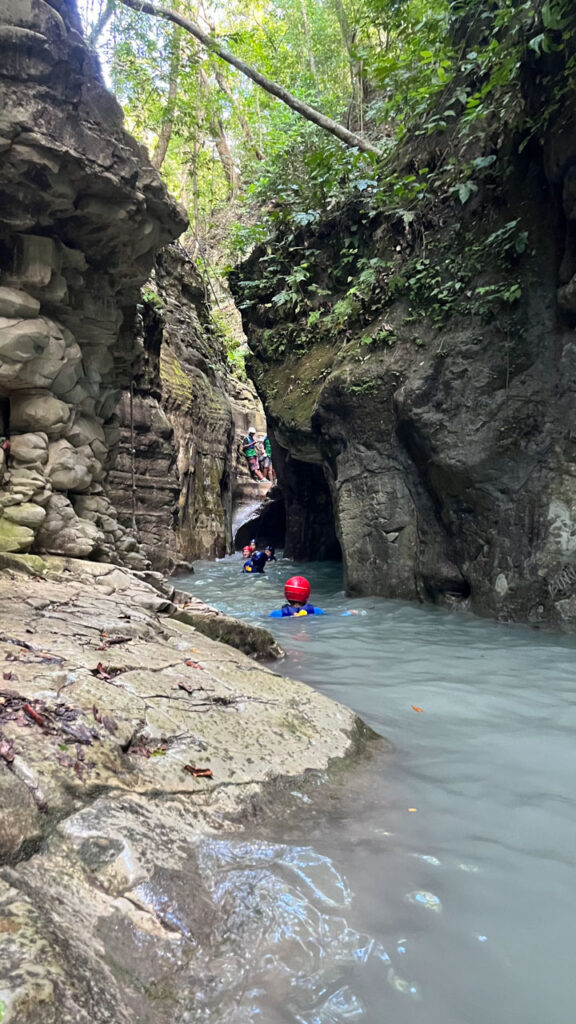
[233,448,342,562]
[234,493,286,551]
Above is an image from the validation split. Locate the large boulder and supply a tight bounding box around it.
[35,493,103,557]
[46,439,99,492]
[0,517,34,552]
[0,286,40,319]
[10,393,73,436]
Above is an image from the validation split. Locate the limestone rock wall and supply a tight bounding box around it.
[0,0,265,573]
[235,102,576,631]
[0,0,186,567]
[107,246,268,571]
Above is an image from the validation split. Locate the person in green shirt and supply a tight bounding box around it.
[241,427,264,480]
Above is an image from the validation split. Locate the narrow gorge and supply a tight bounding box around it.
[1,0,575,1020]
[232,37,576,632]
[0,3,364,1020]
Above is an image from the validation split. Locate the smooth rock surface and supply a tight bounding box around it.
[0,560,364,1023]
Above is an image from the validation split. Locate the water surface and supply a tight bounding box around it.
[177,555,576,1024]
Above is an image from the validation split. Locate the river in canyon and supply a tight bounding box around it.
[176,554,576,1024]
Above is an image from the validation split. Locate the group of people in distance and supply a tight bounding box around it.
[241,541,326,617]
[242,539,275,573]
[241,427,273,482]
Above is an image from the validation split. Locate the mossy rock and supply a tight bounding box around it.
[2,503,46,529]
[172,608,284,660]
[0,551,57,576]
[0,518,34,553]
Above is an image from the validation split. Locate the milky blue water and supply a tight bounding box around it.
[176,554,576,1024]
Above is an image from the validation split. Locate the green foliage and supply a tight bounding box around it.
[141,287,164,311]
[211,307,247,379]
[79,0,575,353]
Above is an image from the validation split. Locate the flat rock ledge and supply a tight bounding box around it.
[0,556,367,1023]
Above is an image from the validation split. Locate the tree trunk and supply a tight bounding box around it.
[212,118,240,195]
[332,0,364,128]
[198,68,240,196]
[89,0,114,45]
[116,0,379,156]
[215,71,264,160]
[299,0,319,84]
[332,0,353,59]
[152,27,181,170]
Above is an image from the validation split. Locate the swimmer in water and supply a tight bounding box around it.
[269,576,324,616]
[268,575,360,616]
[243,548,268,574]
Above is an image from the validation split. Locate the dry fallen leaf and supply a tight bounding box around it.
[183,764,213,778]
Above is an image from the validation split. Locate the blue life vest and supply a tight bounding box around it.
[269,603,325,618]
[243,550,268,574]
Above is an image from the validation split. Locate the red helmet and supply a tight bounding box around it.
[284,576,311,602]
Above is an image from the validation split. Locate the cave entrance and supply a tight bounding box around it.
[281,456,342,561]
[234,491,286,551]
[236,449,341,562]
[233,446,341,563]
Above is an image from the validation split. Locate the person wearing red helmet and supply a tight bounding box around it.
[269,576,325,617]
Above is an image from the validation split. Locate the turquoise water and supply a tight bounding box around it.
[177,554,576,1024]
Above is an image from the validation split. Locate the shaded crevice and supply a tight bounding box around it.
[235,493,286,551]
[395,414,471,602]
[270,444,342,562]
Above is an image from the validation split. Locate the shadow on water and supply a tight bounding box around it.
[172,554,576,1024]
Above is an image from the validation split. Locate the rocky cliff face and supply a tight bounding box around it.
[233,79,576,630]
[0,0,187,568]
[107,245,267,571]
[0,0,266,572]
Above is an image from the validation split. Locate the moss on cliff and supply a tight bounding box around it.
[231,8,576,631]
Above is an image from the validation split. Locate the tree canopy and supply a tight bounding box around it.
[78,0,575,272]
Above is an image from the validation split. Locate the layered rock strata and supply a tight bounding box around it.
[107,246,268,570]
[0,0,185,567]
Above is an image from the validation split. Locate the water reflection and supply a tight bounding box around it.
[177,837,394,1023]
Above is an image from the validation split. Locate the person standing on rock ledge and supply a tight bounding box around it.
[241,427,264,480]
[259,434,274,482]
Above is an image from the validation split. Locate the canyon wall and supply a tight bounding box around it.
[0,0,264,571]
[0,0,185,568]
[107,246,266,571]
[233,68,576,631]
